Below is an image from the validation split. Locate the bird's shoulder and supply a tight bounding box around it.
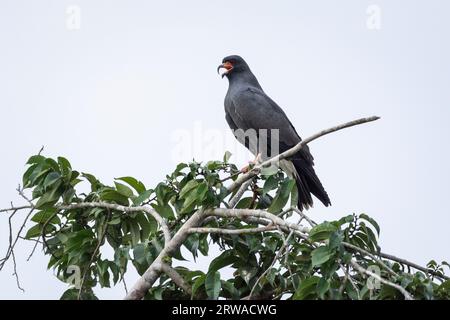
[228,86,273,111]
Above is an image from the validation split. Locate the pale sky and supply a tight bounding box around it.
[1,0,449,299]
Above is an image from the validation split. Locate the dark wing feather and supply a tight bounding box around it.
[224,87,330,209]
[227,87,313,164]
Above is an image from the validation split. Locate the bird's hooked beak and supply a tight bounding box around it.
[217,61,233,78]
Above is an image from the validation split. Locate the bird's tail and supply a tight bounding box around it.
[292,159,331,211]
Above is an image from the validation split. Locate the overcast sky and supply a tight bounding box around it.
[1,0,449,299]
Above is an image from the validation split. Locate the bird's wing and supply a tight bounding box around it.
[228,87,314,165]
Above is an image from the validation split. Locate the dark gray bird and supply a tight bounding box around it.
[218,55,331,211]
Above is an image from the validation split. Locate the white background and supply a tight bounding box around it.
[1,0,449,299]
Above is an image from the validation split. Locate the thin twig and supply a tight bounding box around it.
[11,251,24,292]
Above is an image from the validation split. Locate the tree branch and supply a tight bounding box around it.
[159,263,192,295]
[124,209,207,300]
[377,251,449,281]
[227,116,380,193]
[350,260,414,300]
[228,178,254,208]
[189,225,277,235]
[207,208,311,235]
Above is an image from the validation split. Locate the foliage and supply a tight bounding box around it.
[14,153,450,300]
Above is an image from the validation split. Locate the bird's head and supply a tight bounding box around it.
[217,55,250,79]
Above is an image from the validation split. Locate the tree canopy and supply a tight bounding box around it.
[1,117,449,300]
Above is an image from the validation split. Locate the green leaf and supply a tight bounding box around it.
[42,172,61,190]
[116,176,146,194]
[179,180,199,199]
[133,244,147,264]
[293,276,320,300]
[22,163,38,187]
[97,259,110,287]
[31,210,60,224]
[316,278,330,299]
[184,234,200,259]
[60,288,98,300]
[208,251,236,273]
[114,182,135,198]
[133,189,153,205]
[438,280,450,292]
[82,173,102,191]
[100,190,129,206]
[135,212,156,241]
[309,222,338,242]
[174,163,188,174]
[205,271,221,299]
[311,246,333,267]
[109,262,120,285]
[268,179,295,213]
[108,217,122,225]
[26,155,46,165]
[191,274,206,299]
[196,182,209,202]
[360,213,380,236]
[45,158,60,172]
[62,187,75,203]
[181,191,200,213]
[151,204,174,219]
[223,151,232,163]
[25,224,42,239]
[262,175,278,195]
[235,197,253,209]
[35,181,62,209]
[29,167,51,187]
[57,156,72,178]
[206,160,222,170]
[128,219,141,246]
[59,288,79,300]
[221,280,239,299]
[329,231,343,250]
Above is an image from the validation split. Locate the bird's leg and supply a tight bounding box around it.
[240,153,262,173]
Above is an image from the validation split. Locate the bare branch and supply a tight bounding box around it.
[207,208,311,235]
[0,205,32,213]
[377,251,449,281]
[189,225,276,235]
[291,207,317,227]
[228,178,254,208]
[17,185,34,207]
[11,251,24,292]
[227,116,380,193]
